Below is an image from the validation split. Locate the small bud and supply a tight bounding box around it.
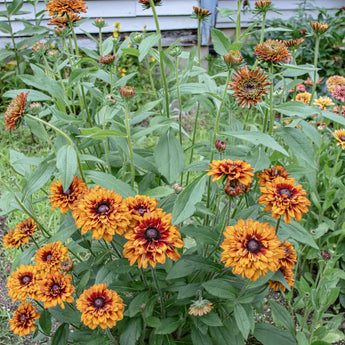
[54,25,67,36]
[132,33,144,44]
[173,183,183,194]
[283,38,304,48]
[223,50,243,67]
[120,86,135,98]
[47,49,59,60]
[321,250,331,260]
[169,46,182,58]
[29,102,41,112]
[99,54,118,65]
[192,6,212,20]
[255,0,272,11]
[140,304,146,312]
[32,42,46,54]
[107,94,117,103]
[310,21,329,34]
[94,17,106,28]
[215,139,226,151]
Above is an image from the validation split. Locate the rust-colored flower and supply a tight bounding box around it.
[295,92,311,104]
[228,65,271,108]
[192,6,212,20]
[123,210,184,269]
[9,302,40,336]
[4,91,29,131]
[332,129,345,149]
[268,266,294,291]
[48,176,88,214]
[283,38,304,48]
[48,13,82,25]
[305,77,323,86]
[310,21,329,34]
[258,177,311,223]
[254,40,291,64]
[139,0,162,9]
[125,195,159,228]
[72,186,131,241]
[207,158,254,186]
[313,96,334,110]
[223,50,243,67]
[215,139,227,151]
[224,178,251,197]
[46,0,87,16]
[279,239,297,269]
[220,219,284,281]
[333,106,345,117]
[99,54,118,65]
[326,75,345,92]
[189,299,213,316]
[119,86,135,98]
[76,283,124,329]
[332,86,345,102]
[35,241,69,273]
[7,264,38,302]
[256,165,291,186]
[37,271,75,309]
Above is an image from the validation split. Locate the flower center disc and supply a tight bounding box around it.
[51,284,61,294]
[19,314,26,322]
[144,227,160,241]
[97,203,110,214]
[93,296,105,309]
[21,275,32,285]
[280,188,293,198]
[246,239,262,254]
[340,136,345,141]
[137,207,146,216]
[45,253,53,261]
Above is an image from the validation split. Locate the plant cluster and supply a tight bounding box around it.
[1,0,345,344]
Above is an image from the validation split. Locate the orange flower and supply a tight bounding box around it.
[295,92,311,104]
[123,210,184,269]
[313,96,334,110]
[7,264,38,302]
[48,176,87,213]
[76,283,124,329]
[35,241,69,273]
[332,129,345,149]
[9,302,40,336]
[46,0,87,16]
[207,158,254,186]
[192,6,212,20]
[310,21,329,34]
[228,66,271,108]
[258,177,311,223]
[279,239,297,270]
[268,266,294,291]
[37,272,75,309]
[4,92,28,130]
[256,165,291,186]
[48,13,82,25]
[283,38,304,48]
[189,299,213,316]
[220,219,284,281]
[3,229,27,249]
[254,40,291,64]
[72,186,131,241]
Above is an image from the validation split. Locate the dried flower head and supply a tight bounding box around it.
[332,86,345,102]
[313,96,334,110]
[60,257,74,272]
[123,210,184,269]
[9,303,40,336]
[99,54,117,64]
[46,0,87,16]
[76,283,124,329]
[228,65,271,108]
[48,176,88,214]
[256,165,291,186]
[295,92,311,104]
[48,13,82,25]
[139,0,162,9]
[189,299,213,316]
[310,21,329,34]
[192,6,212,20]
[221,219,284,281]
[258,176,311,223]
[283,38,304,48]
[224,178,251,197]
[305,77,323,86]
[332,129,345,149]
[327,75,345,92]
[4,91,29,130]
[223,50,243,67]
[254,39,291,64]
[120,86,135,98]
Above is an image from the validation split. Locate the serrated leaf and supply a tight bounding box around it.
[199,312,223,327]
[154,318,181,335]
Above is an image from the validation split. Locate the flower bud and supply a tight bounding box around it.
[99,54,117,64]
[47,49,59,60]
[169,46,182,58]
[54,25,67,36]
[192,6,212,20]
[223,50,243,67]
[321,250,331,260]
[132,33,144,44]
[215,139,226,151]
[94,18,105,28]
[283,38,304,48]
[32,42,46,55]
[120,86,135,98]
[310,21,329,34]
[173,183,183,194]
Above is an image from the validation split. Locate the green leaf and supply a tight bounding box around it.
[56,145,78,192]
[85,170,135,198]
[39,309,52,335]
[221,130,288,156]
[296,332,309,345]
[211,28,231,56]
[7,0,24,15]
[254,323,297,345]
[172,174,207,224]
[154,318,181,335]
[203,279,237,299]
[79,127,126,139]
[200,312,223,327]
[180,225,218,245]
[143,186,173,198]
[177,283,201,299]
[51,323,69,345]
[154,130,184,183]
[146,316,161,328]
[126,291,150,317]
[282,64,318,77]
[274,102,319,118]
[321,110,345,126]
[280,221,319,249]
[139,33,161,62]
[269,300,295,335]
[149,333,164,345]
[4,89,51,101]
[234,303,251,339]
[209,318,244,345]
[0,21,11,34]
[69,330,111,345]
[191,325,213,345]
[49,304,81,325]
[119,318,142,345]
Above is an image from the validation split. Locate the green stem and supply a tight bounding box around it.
[275,216,281,234]
[149,0,170,118]
[151,267,165,318]
[40,123,57,155]
[309,35,320,105]
[110,240,123,258]
[268,64,274,135]
[30,236,40,249]
[236,0,242,42]
[145,56,161,113]
[253,11,266,69]
[175,56,183,146]
[99,27,103,56]
[124,101,135,189]
[54,61,73,115]
[25,114,85,181]
[197,18,201,66]
[102,106,111,173]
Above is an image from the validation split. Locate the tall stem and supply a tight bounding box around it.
[253,11,267,70]
[197,19,201,66]
[175,56,183,146]
[309,35,320,105]
[99,27,103,56]
[268,64,274,135]
[151,267,165,318]
[125,101,135,189]
[149,0,170,118]
[236,0,242,42]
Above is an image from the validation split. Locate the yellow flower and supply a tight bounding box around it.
[313,96,334,110]
[295,92,311,104]
[332,129,345,149]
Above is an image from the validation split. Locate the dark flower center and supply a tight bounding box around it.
[21,275,32,285]
[45,253,53,261]
[246,239,262,254]
[144,227,160,241]
[280,188,293,198]
[19,314,26,322]
[137,207,147,216]
[51,284,61,294]
[97,203,110,214]
[93,296,105,309]
[340,136,345,141]
[63,187,72,195]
